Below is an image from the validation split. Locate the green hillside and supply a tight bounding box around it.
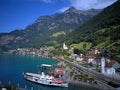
[65,0,120,61]
[71,42,92,50]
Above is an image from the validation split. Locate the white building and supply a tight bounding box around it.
[105,67,116,74]
[100,57,116,74]
[101,57,105,73]
[63,43,68,50]
[69,54,78,59]
[2,88,7,90]
[88,57,94,63]
[76,57,83,62]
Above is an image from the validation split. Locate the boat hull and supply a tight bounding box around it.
[24,73,68,87]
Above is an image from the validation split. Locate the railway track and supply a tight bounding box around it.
[58,58,120,90]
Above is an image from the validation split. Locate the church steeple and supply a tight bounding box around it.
[63,43,68,50]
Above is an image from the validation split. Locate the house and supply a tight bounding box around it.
[91,58,100,67]
[106,59,116,67]
[112,62,120,70]
[69,54,78,59]
[105,59,120,74]
[94,48,100,54]
[105,67,116,74]
[76,56,83,62]
[88,48,100,55]
[100,58,117,74]
[56,69,65,74]
[87,56,95,63]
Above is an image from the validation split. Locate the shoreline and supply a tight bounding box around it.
[1,53,117,90]
[53,57,101,89]
[55,57,116,90]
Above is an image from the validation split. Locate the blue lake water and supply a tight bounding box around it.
[0,54,95,90]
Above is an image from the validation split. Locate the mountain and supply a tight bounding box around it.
[0,7,101,51]
[66,1,120,57]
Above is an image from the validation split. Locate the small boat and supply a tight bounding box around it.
[23,72,68,87]
[40,64,53,68]
[40,64,54,69]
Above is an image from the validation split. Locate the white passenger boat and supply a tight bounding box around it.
[40,64,52,68]
[40,64,54,69]
[23,72,68,87]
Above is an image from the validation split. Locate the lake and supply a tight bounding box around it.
[0,54,96,90]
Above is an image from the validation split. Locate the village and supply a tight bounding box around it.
[8,43,120,81]
[1,42,120,90]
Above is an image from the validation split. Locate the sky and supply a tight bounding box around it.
[0,0,117,33]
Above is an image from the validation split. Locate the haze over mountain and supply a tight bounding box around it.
[0,7,101,51]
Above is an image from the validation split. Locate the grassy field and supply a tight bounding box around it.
[71,42,92,50]
[51,31,66,37]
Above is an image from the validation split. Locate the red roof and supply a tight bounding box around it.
[106,60,116,67]
[109,60,116,65]
[57,69,65,73]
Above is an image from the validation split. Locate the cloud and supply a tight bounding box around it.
[69,0,117,10]
[41,0,66,3]
[41,0,52,3]
[58,0,117,12]
[59,7,69,12]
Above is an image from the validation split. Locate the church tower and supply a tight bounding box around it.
[63,43,68,50]
[101,57,105,73]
